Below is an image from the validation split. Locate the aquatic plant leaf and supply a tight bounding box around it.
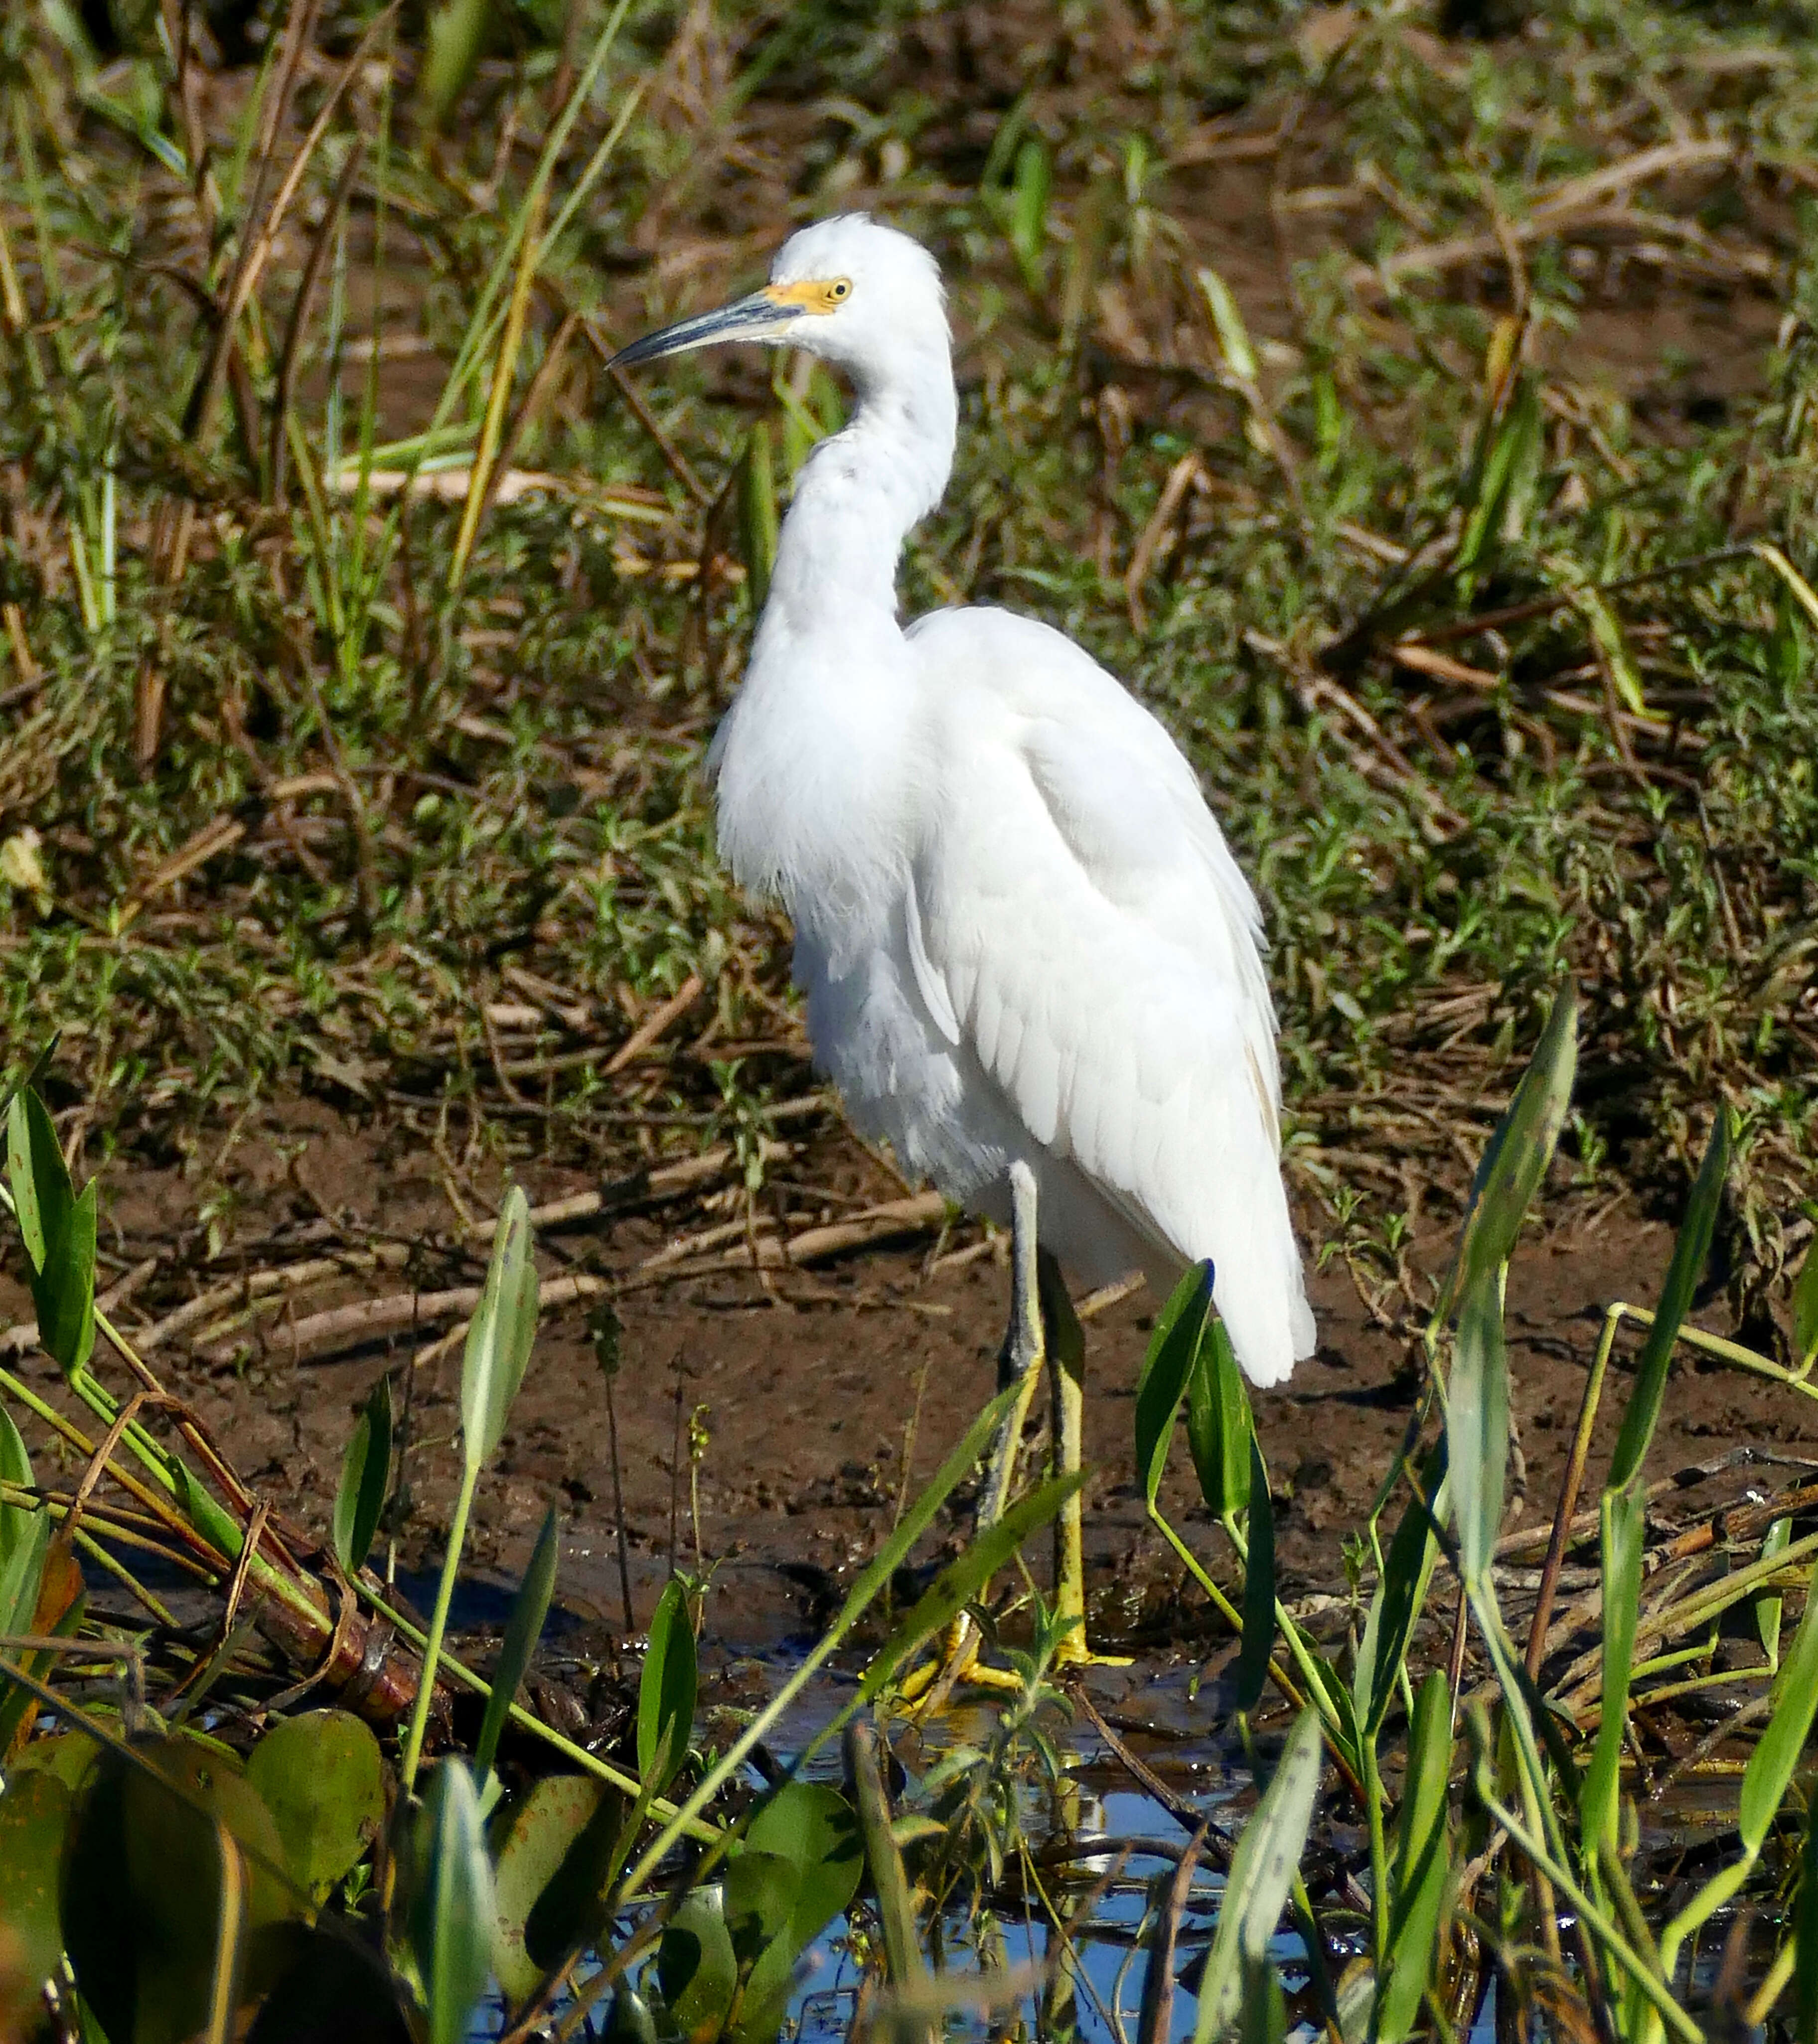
[1192,1711,1323,2044]
[1378,1671,1451,2044]
[476,1504,559,1789]
[858,1470,1085,1704]
[175,1460,245,1563]
[0,1404,48,1636]
[410,1759,495,2044]
[1792,1235,1818,1372]
[845,1725,923,1992]
[1353,1443,1446,1737]
[601,1986,660,2044]
[1236,1952,1286,2044]
[1136,1262,1215,1510]
[1447,1270,1508,1590]
[1434,985,1577,1328]
[244,1709,384,1898]
[1741,1555,1818,1855]
[654,1886,738,2043]
[726,1782,865,2040]
[1236,1436,1273,1714]
[1186,1315,1252,1521]
[62,1737,298,2044]
[490,1774,622,2004]
[461,1185,538,1473]
[6,1088,96,1377]
[1579,1484,1645,1857]
[638,1577,697,1794]
[332,1374,393,1578]
[1608,1109,1730,1493]
[0,1770,71,2005]
[243,1923,412,2044]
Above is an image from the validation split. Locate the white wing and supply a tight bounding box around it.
[905,606,1314,1385]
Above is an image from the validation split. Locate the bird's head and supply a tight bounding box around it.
[610,214,948,384]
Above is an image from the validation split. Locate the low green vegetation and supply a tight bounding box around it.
[3,0,1818,2040]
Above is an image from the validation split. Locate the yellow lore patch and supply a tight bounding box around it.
[763,277,853,315]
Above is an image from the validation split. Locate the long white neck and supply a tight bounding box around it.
[757,346,957,639]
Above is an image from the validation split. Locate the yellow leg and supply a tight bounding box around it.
[1045,1255,1129,1671]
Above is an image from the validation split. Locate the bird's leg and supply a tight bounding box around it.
[899,1162,1045,1712]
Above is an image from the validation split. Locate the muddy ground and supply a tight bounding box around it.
[7,1098,1808,1682]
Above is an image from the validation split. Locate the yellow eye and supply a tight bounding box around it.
[827,278,852,301]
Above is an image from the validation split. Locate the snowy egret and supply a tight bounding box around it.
[613,215,1314,1667]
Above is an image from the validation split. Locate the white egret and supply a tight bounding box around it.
[612,215,1314,1670]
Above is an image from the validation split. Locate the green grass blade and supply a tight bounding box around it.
[1378,1670,1451,2044]
[1433,984,1578,1328]
[1186,1313,1253,1522]
[475,1504,561,1792]
[461,1185,539,1475]
[1354,1442,1446,1738]
[1236,1436,1274,1714]
[1447,1271,1508,1590]
[332,1374,393,1578]
[1137,1262,1215,1510]
[1797,1804,1818,2044]
[1192,1711,1323,2044]
[636,1576,698,1796]
[1740,1556,1818,1855]
[1607,1108,1731,1493]
[1792,1235,1818,1374]
[1578,1483,1645,1858]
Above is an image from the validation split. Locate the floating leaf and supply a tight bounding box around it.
[637,1578,697,1794]
[245,1710,385,1898]
[333,1375,393,1578]
[1192,1712,1323,2043]
[1608,1109,1731,1493]
[654,1886,738,2043]
[1186,1315,1252,1522]
[410,1760,495,2044]
[491,1775,624,2005]
[0,1770,71,2006]
[476,1505,560,1790]
[1236,1436,1274,1714]
[1135,1263,1215,1510]
[461,1186,539,1474]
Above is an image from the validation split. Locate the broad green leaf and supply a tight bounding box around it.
[1608,1109,1731,1493]
[245,1710,385,1898]
[1186,1315,1252,1520]
[858,1469,1085,1704]
[730,1780,865,2038]
[34,1177,97,1377]
[1447,1271,1508,1589]
[0,1403,44,1629]
[1741,1556,1818,1855]
[490,1774,623,2003]
[411,1760,495,2044]
[1236,1435,1273,1714]
[654,1886,738,2043]
[1379,1671,1451,2044]
[0,1770,71,2002]
[1353,1443,1447,1737]
[1434,985,1578,1327]
[1136,1263,1215,1510]
[62,1737,298,2044]
[1579,1484,1645,1856]
[461,1186,539,1474]
[1792,1235,1818,1372]
[637,1578,697,1794]
[1192,1712,1323,2044]
[333,1375,393,1577]
[175,1460,245,1563]
[476,1505,561,1789]
[6,1087,68,1275]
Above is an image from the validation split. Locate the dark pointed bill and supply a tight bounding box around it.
[609,290,806,369]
